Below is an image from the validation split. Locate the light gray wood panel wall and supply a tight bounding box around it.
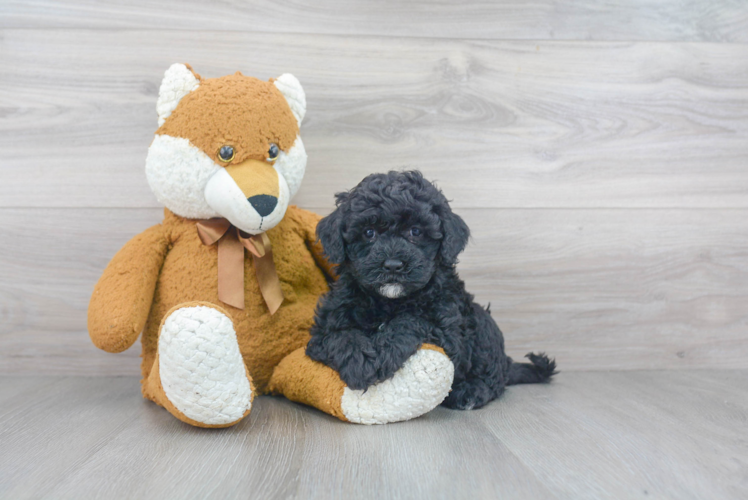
[2,0,747,42]
[1,207,745,375]
[0,2,746,376]
[2,30,748,209]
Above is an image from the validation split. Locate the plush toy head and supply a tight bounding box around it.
[146,63,307,234]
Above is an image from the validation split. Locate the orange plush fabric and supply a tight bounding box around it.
[269,347,349,421]
[87,64,335,427]
[157,73,299,166]
[88,225,170,353]
[89,206,331,395]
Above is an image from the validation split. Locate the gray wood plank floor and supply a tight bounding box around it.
[1,371,746,499]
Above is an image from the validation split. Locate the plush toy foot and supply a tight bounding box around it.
[145,302,254,428]
[269,344,454,425]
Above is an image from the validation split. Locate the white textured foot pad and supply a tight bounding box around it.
[159,306,252,425]
[341,349,455,425]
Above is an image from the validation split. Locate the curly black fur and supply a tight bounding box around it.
[307,171,557,410]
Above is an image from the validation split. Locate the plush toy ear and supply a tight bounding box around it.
[439,209,470,265]
[273,74,306,125]
[156,63,201,127]
[316,204,346,265]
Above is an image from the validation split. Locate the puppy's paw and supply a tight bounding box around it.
[442,378,498,410]
[307,331,381,390]
[340,345,454,425]
[337,354,380,390]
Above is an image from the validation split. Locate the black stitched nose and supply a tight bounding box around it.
[383,259,404,272]
[247,195,278,217]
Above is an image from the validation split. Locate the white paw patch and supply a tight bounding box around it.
[341,349,455,425]
[159,306,252,425]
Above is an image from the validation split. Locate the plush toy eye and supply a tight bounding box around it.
[218,145,235,163]
[267,143,280,161]
[410,227,423,237]
[364,228,377,240]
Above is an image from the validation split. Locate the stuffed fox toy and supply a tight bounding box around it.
[88,64,455,427]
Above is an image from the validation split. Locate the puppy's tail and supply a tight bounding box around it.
[507,352,557,385]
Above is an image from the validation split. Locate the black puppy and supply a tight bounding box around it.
[307,171,556,410]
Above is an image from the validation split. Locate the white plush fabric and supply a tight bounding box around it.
[158,305,253,426]
[145,135,221,220]
[274,136,307,199]
[146,133,302,233]
[156,63,200,127]
[204,165,290,235]
[340,349,455,425]
[273,74,306,125]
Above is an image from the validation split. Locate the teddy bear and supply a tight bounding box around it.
[87,63,456,427]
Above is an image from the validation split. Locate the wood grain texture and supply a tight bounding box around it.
[1,30,747,209]
[1,372,746,499]
[1,0,747,42]
[479,370,748,499]
[1,207,746,375]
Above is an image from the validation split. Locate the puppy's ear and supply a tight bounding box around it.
[439,209,470,265]
[317,206,346,265]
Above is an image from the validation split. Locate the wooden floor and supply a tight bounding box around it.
[1,371,746,499]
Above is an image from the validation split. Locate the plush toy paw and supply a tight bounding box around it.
[269,344,454,425]
[341,345,454,424]
[149,303,254,427]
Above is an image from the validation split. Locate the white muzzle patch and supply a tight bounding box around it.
[379,283,404,299]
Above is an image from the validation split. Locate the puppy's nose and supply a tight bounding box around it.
[383,259,404,272]
[247,194,278,217]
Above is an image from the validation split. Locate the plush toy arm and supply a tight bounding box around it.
[270,343,454,425]
[290,206,337,281]
[88,224,169,353]
[307,233,337,281]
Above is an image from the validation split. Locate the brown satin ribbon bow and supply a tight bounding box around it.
[196,218,284,314]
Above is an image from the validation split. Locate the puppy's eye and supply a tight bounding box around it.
[218,145,235,163]
[267,143,280,161]
[364,228,377,240]
[410,227,423,237]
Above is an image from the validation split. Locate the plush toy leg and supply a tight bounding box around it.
[142,302,254,428]
[269,344,454,425]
